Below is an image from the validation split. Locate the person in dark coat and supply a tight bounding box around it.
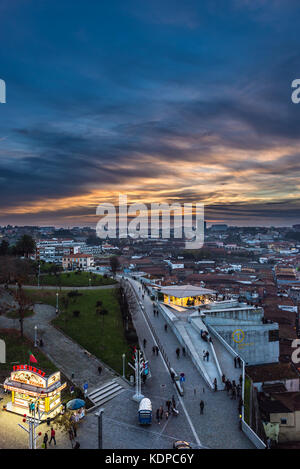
[43,433,48,449]
[200,400,204,414]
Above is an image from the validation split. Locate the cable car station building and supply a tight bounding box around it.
[4,365,67,419]
[160,284,216,308]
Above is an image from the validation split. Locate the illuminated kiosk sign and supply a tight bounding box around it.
[4,365,66,419]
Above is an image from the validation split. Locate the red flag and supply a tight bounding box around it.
[29,353,38,363]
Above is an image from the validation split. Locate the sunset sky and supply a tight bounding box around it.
[0,0,300,227]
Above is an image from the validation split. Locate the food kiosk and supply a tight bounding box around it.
[4,364,67,419]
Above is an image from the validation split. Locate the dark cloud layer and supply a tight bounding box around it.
[0,0,300,226]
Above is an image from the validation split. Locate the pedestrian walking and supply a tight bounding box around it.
[182,347,186,356]
[234,357,237,368]
[214,378,218,392]
[155,346,159,356]
[226,379,231,395]
[170,371,175,382]
[239,374,243,386]
[159,405,164,420]
[238,398,243,414]
[200,400,204,414]
[49,428,56,446]
[143,338,147,348]
[172,395,176,409]
[164,324,168,332]
[237,356,242,368]
[43,433,48,449]
[156,408,160,424]
[165,410,169,420]
[152,346,156,355]
[176,348,180,359]
[69,428,75,448]
[203,350,206,361]
[206,351,210,362]
[166,400,171,412]
[98,366,102,375]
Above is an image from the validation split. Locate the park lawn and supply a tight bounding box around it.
[244,375,251,424]
[26,288,131,376]
[28,271,116,287]
[0,328,57,375]
[5,309,34,319]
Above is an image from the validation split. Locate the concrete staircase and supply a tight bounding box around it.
[88,380,125,407]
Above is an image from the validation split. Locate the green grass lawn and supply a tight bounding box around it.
[26,288,132,376]
[28,271,116,287]
[0,329,57,375]
[5,309,34,319]
[244,375,251,424]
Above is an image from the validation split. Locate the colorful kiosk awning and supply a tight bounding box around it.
[4,364,66,418]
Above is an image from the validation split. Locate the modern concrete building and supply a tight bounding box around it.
[160,284,216,307]
[199,300,280,365]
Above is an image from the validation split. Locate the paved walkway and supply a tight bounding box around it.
[127,277,254,449]
[0,301,124,393]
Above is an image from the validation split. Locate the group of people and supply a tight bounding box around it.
[175,347,186,359]
[234,356,242,368]
[153,309,159,317]
[202,350,210,361]
[222,374,243,401]
[155,396,178,424]
[42,428,56,449]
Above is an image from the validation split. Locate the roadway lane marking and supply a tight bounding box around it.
[128,278,204,449]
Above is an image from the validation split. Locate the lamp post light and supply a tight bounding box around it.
[34,325,38,348]
[122,353,126,378]
[37,263,41,288]
[95,408,104,449]
[18,400,44,449]
[56,292,59,314]
[89,278,91,287]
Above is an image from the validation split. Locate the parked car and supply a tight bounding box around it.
[173,440,192,449]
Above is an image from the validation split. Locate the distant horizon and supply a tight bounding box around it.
[1,221,298,230]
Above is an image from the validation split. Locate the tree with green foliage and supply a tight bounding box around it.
[110,256,120,275]
[0,239,10,256]
[15,234,36,258]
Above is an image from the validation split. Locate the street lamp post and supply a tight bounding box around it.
[37,263,41,288]
[132,350,144,402]
[56,292,59,314]
[122,353,125,378]
[18,400,43,449]
[34,325,38,348]
[95,408,104,449]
